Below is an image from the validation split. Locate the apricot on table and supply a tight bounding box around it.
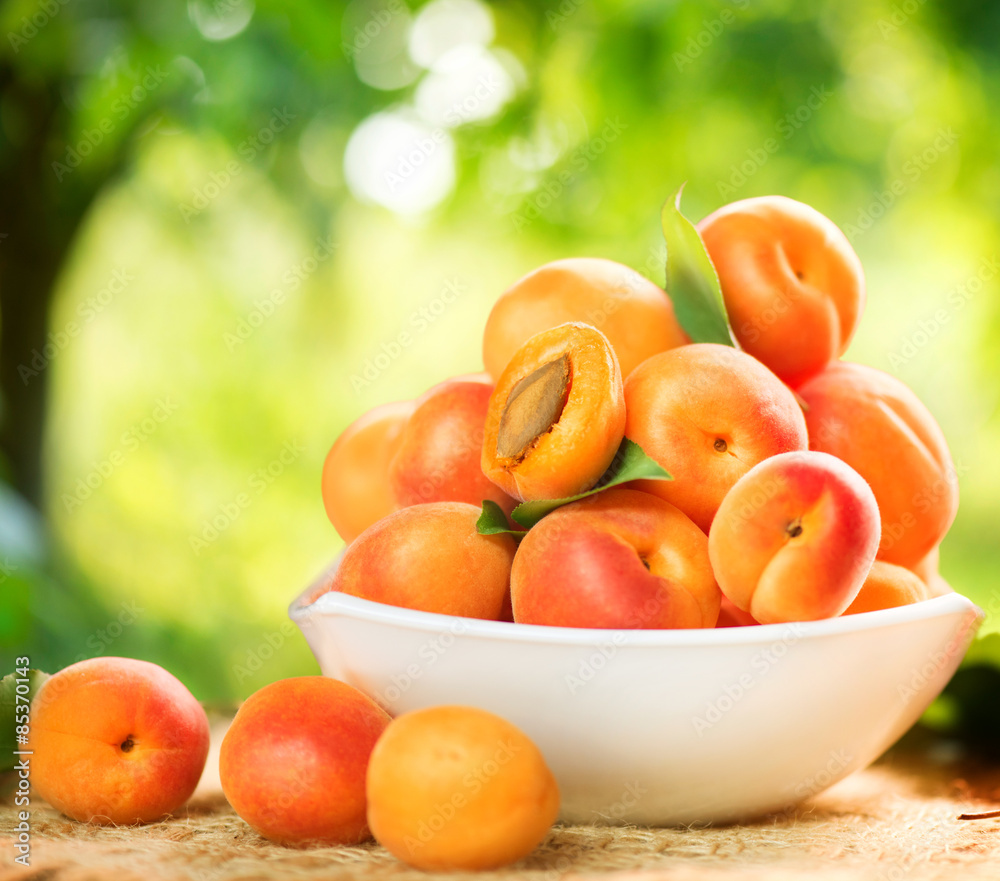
[697,195,865,387]
[797,361,958,568]
[27,657,210,825]
[366,705,560,870]
[511,488,721,629]
[843,560,930,615]
[708,451,881,624]
[482,322,626,503]
[389,377,516,515]
[322,400,415,544]
[624,343,808,532]
[220,677,390,844]
[328,501,517,620]
[482,257,687,381]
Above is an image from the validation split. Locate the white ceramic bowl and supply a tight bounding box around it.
[289,568,982,826]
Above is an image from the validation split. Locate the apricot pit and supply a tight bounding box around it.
[496,354,570,461]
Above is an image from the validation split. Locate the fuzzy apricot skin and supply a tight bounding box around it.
[511,488,721,629]
[482,322,626,503]
[697,195,865,387]
[322,400,415,544]
[27,657,210,825]
[328,502,517,620]
[907,546,953,598]
[716,597,760,628]
[389,378,517,515]
[366,706,560,871]
[482,257,688,381]
[844,561,930,615]
[219,677,390,845]
[708,451,881,624]
[797,361,958,569]
[624,343,808,533]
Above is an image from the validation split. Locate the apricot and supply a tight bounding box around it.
[797,361,958,568]
[27,657,210,825]
[328,501,517,620]
[909,545,940,585]
[482,322,626,502]
[907,546,953,598]
[708,451,881,623]
[511,488,721,629]
[366,705,559,870]
[716,597,760,628]
[697,195,865,387]
[482,257,687,381]
[926,572,955,598]
[389,378,516,514]
[322,400,415,543]
[220,677,390,844]
[843,561,930,615]
[624,343,808,532]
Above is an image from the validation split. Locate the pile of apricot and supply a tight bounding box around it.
[26,195,959,874]
[322,195,957,628]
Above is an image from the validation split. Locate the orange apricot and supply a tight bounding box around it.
[482,322,626,502]
[220,677,390,844]
[389,378,516,514]
[27,658,210,825]
[366,705,560,870]
[697,195,865,387]
[843,561,930,615]
[321,400,414,544]
[797,361,958,568]
[716,597,760,628]
[907,546,953,598]
[624,343,808,532]
[708,451,881,623]
[328,502,516,620]
[482,257,687,381]
[909,545,941,585]
[511,488,721,629]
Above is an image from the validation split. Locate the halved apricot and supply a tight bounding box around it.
[481,323,625,502]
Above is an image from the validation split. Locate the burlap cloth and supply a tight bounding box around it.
[5,727,1000,881]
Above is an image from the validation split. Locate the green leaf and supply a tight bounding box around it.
[0,669,50,774]
[476,500,524,536]
[508,439,671,530]
[662,184,734,345]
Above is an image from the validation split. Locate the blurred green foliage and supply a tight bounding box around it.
[1,0,999,703]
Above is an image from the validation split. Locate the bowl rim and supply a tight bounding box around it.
[289,561,985,648]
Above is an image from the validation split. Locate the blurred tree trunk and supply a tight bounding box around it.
[0,264,61,509]
[0,67,89,509]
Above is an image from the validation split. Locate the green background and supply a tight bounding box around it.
[1,0,998,708]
